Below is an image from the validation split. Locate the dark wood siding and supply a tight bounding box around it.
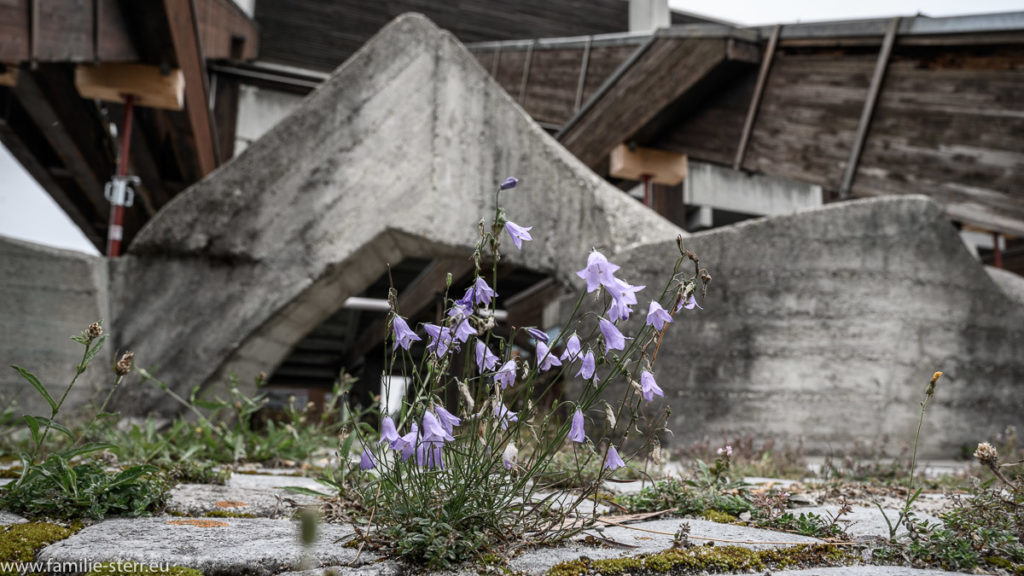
[255,0,631,72]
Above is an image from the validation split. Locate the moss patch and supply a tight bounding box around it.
[701,509,737,523]
[0,522,77,572]
[203,510,255,519]
[546,544,856,576]
[85,562,202,576]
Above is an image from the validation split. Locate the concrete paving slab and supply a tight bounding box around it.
[796,505,940,540]
[167,474,327,518]
[37,517,374,576]
[738,568,972,576]
[0,510,27,525]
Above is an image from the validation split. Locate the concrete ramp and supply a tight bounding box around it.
[111,14,682,412]
[595,195,1024,457]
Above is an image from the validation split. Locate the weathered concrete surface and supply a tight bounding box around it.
[570,196,1024,457]
[685,160,823,217]
[0,510,26,525]
[38,517,374,576]
[111,13,681,413]
[167,473,325,518]
[988,265,1024,307]
[0,236,111,416]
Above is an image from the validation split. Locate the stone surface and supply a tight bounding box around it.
[0,510,26,525]
[509,518,821,574]
[167,473,327,518]
[988,265,1024,307]
[0,236,111,416]
[564,196,1024,457]
[37,517,374,576]
[110,13,682,414]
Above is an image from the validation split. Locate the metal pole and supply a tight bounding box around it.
[106,95,135,257]
[642,174,653,208]
[993,232,1003,269]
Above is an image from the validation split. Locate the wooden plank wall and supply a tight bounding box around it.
[0,0,138,63]
[195,0,260,60]
[255,0,631,72]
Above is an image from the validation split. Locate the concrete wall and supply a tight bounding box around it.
[0,236,112,418]
[570,196,1024,458]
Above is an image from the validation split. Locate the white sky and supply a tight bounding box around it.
[1,0,1021,256]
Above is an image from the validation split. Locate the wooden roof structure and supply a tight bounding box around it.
[469,12,1024,236]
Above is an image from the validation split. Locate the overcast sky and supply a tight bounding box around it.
[1,0,1020,256]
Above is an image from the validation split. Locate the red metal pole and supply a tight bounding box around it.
[106,95,135,257]
[993,232,1003,269]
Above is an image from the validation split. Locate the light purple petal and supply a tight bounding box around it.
[495,359,517,389]
[526,327,549,343]
[475,341,499,374]
[575,251,620,294]
[379,416,400,446]
[536,340,562,372]
[500,177,519,190]
[576,350,596,380]
[640,370,664,402]
[599,318,626,353]
[434,406,461,435]
[360,447,376,470]
[560,333,582,362]
[504,221,533,250]
[391,316,421,351]
[604,445,626,471]
[569,409,586,443]
[646,301,673,331]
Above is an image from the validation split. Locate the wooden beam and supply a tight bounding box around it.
[0,65,17,87]
[839,17,899,199]
[346,258,475,365]
[733,25,780,171]
[75,63,184,110]
[164,0,218,176]
[609,144,687,185]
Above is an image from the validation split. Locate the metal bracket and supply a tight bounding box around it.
[104,175,140,207]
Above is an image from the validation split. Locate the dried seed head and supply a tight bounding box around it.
[652,441,663,465]
[115,352,134,376]
[457,380,475,412]
[974,442,999,467]
[604,402,617,430]
[87,322,104,341]
[685,250,698,263]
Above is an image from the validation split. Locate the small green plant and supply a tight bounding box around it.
[0,323,168,519]
[350,177,710,569]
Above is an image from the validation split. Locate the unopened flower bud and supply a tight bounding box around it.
[685,250,698,263]
[115,352,134,376]
[87,322,104,341]
[926,371,942,397]
[974,442,999,467]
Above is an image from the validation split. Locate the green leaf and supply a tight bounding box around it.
[13,365,56,412]
[63,441,116,460]
[32,416,75,442]
[106,466,157,490]
[82,335,106,368]
[23,415,41,446]
[282,486,332,498]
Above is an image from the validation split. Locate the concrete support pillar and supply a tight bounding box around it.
[629,0,670,32]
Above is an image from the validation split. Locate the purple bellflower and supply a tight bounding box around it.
[525,327,549,343]
[500,177,519,190]
[536,340,562,372]
[577,350,596,380]
[424,323,455,357]
[379,415,400,447]
[495,359,517,389]
[421,410,455,444]
[646,301,673,331]
[360,447,376,470]
[576,251,620,293]
[471,277,497,307]
[475,341,499,374]
[494,402,518,430]
[606,278,644,321]
[455,289,474,309]
[676,294,704,312]
[640,370,664,402]
[604,445,626,471]
[434,405,461,435]
[599,318,626,353]
[416,443,444,469]
[395,423,419,462]
[560,333,582,363]
[454,318,477,343]
[569,409,586,443]
[391,316,421,351]
[505,221,533,250]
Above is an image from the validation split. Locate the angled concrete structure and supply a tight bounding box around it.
[110,14,682,413]
[582,196,1024,457]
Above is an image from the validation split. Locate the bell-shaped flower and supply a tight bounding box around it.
[448,302,471,319]
[526,327,549,343]
[416,443,444,469]
[576,350,596,380]
[607,297,632,323]
[569,409,586,443]
[560,333,581,362]
[394,423,420,462]
[599,318,626,353]
[536,340,562,372]
[500,177,519,190]
[502,442,518,470]
[576,251,620,294]
[505,221,533,250]
[606,278,644,321]
[495,360,517,390]
[379,415,400,447]
[434,405,461,435]
[454,318,477,343]
[391,316,421,351]
[424,323,455,357]
[471,277,497,307]
[494,402,518,430]
[640,370,664,402]
[421,410,455,444]
[604,445,626,471]
[646,301,673,331]
[475,341,499,374]
[676,294,703,312]
[360,447,376,470]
